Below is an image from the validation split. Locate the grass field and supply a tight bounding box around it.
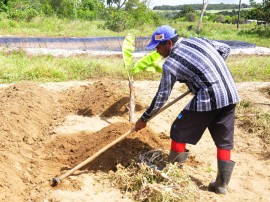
[0,16,269,83]
[0,16,269,47]
[0,50,269,84]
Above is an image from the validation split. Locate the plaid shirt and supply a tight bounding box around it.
[141,37,239,122]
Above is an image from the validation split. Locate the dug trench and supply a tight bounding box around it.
[0,79,270,201]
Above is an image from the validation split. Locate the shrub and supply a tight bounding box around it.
[8,8,38,21]
[102,9,128,32]
[231,16,245,24]
[184,12,196,22]
[101,4,160,32]
[215,14,225,23]
[77,9,96,20]
[239,25,270,38]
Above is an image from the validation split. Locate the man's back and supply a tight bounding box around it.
[164,37,239,111]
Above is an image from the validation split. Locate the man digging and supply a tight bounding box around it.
[135,25,239,195]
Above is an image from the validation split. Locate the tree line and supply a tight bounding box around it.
[0,0,269,32]
[153,3,251,11]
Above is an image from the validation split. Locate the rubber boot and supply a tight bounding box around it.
[208,159,235,194]
[168,149,189,163]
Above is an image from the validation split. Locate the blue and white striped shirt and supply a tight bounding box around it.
[141,37,239,121]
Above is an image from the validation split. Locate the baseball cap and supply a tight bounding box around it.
[146,25,178,50]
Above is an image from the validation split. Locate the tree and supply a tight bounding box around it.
[261,0,270,22]
[0,0,9,12]
[196,0,209,33]
[102,0,160,32]
[77,0,105,20]
[122,33,136,122]
[106,0,127,9]
[215,14,226,23]
[122,34,162,122]
[249,0,270,22]
[6,0,40,21]
[185,12,196,22]
[181,5,195,16]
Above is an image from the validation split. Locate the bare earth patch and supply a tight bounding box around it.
[0,79,269,201]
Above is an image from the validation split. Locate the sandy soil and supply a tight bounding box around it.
[0,79,269,202]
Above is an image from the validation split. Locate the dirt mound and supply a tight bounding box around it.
[44,122,171,173]
[0,82,57,145]
[59,80,145,117]
[0,80,158,201]
[0,82,58,201]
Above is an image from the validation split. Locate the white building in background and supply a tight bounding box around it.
[246,19,267,25]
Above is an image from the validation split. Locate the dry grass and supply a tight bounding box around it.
[236,100,270,157]
[260,87,270,99]
[107,150,199,202]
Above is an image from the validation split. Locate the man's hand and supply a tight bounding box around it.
[135,118,147,131]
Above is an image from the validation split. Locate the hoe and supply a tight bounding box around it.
[51,90,190,187]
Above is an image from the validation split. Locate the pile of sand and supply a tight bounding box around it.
[0,80,169,201]
[0,82,57,201]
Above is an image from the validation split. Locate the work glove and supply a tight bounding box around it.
[135,118,147,131]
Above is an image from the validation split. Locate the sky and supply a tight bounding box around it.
[150,0,262,7]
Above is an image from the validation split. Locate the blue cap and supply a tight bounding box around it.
[146,25,178,50]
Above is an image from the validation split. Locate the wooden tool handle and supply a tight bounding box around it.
[55,90,191,181]
[148,90,191,121]
[57,128,135,180]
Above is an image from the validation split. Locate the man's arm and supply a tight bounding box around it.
[135,68,176,131]
[141,68,176,122]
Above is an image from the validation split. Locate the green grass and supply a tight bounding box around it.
[227,55,270,82]
[0,15,156,38]
[169,21,270,47]
[0,50,269,83]
[0,50,126,83]
[0,16,268,83]
[0,15,269,47]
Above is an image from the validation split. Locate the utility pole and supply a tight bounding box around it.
[237,0,242,30]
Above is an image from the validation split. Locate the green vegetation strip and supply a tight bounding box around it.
[0,17,269,47]
[0,50,269,83]
[227,55,270,82]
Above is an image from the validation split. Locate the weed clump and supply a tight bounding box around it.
[236,100,270,156]
[108,150,198,202]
